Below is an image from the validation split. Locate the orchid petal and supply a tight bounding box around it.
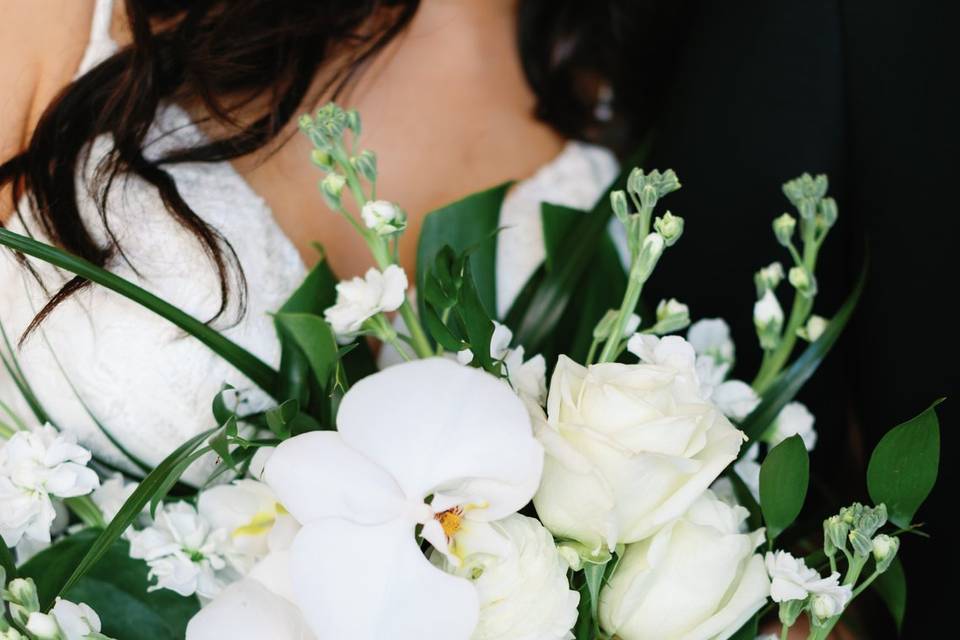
[186,578,314,640]
[290,519,478,640]
[264,431,407,525]
[336,358,543,518]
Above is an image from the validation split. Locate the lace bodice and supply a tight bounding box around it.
[0,0,618,483]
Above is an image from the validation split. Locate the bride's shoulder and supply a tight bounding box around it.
[0,0,97,217]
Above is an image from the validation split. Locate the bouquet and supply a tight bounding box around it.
[0,103,941,640]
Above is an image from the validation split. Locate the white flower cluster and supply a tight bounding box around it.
[2,567,113,640]
[457,321,547,408]
[0,424,98,548]
[127,479,295,600]
[324,265,408,336]
[765,550,852,621]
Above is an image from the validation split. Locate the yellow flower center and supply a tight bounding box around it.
[436,507,464,539]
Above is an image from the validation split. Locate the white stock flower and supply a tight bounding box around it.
[433,514,579,640]
[197,479,299,574]
[767,402,817,451]
[599,491,769,640]
[127,502,230,598]
[457,322,547,408]
[534,337,746,552]
[765,550,850,609]
[25,612,61,640]
[91,474,137,523]
[0,424,99,546]
[323,265,408,335]
[360,200,402,234]
[754,290,784,330]
[49,598,106,640]
[687,319,735,366]
[263,358,543,640]
[732,443,762,503]
[710,380,761,421]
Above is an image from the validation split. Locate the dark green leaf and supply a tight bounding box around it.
[728,614,759,640]
[21,529,199,640]
[265,399,299,438]
[873,557,907,633]
[417,183,511,322]
[867,400,942,528]
[423,303,465,352]
[759,435,809,541]
[740,261,866,442]
[1,537,16,580]
[456,263,497,374]
[53,427,217,606]
[274,313,339,390]
[0,229,280,397]
[505,143,650,353]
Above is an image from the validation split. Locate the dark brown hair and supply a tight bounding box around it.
[1,0,691,336]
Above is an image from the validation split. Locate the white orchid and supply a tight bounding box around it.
[0,424,99,547]
[127,502,230,598]
[262,358,543,640]
[197,479,298,574]
[323,265,408,335]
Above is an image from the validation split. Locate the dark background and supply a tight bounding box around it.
[639,0,956,636]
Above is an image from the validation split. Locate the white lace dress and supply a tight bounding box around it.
[0,0,618,483]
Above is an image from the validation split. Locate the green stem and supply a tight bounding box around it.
[0,420,15,439]
[781,623,791,640]
[585,338,601,365]
[597,265,645,363]
[64,495,107,529]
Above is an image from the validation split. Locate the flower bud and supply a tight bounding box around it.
[360,200,406,236]
[872,534,900,573]
[310,149,334,171]
[592,311,641,341]
[818,197,838,228]
[754,289,784,350]
[754,261,785,295]
[297,114,314,131]
[773,213,797,246]
[654,211,684,246]
[652,298,690,334]
[858,504,887,538]
[848,529,874,557]
[610,190,630,224]
[634,233,665,282]
[798,315,828,342]
[777,599,805,627]
[823,515,849,559]
[346,108,362,136]
[352,150,378,183]
[6,578,39,612]
[25,613,60,640]
[639,184,658,210]
[319,173,347,210]
[811,593,842,621]
[788,266,818,298]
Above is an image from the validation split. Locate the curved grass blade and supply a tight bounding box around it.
[50,426,218,608]
[1,318,52,425]
[0,229,280,397]
[740,260,867,443]
[505,142,651,353]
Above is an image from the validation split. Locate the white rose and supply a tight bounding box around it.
[323,265,408,336]
[599,490,769,640]
[533,342,746,551]
[433,514,579,640]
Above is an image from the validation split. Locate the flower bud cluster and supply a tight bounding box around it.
[823,503,898,569]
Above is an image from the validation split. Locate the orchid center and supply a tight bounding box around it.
[436,506,464,539]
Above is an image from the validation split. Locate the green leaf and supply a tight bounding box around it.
[740,261,866,442]
[274,313,339,389]
[20,529,199,640]
[52,427,217,607]
[759,435,810,541]
[0,228,280,397]
[1,537,16,580]
[584,560,608,637]
[505,143,650,354]
[873,557,907,633]
[727,614,759,640]
[417,183,511,322]
[867,400,942,528]
[456,263,497,374]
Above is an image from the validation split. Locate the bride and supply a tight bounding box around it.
[0,0,656,479]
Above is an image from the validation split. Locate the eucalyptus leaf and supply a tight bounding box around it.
[0,229,280,397]
[867,400,942,528]
[873,557,907,633]
[740,261,866,442]
[759,435,809,541]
